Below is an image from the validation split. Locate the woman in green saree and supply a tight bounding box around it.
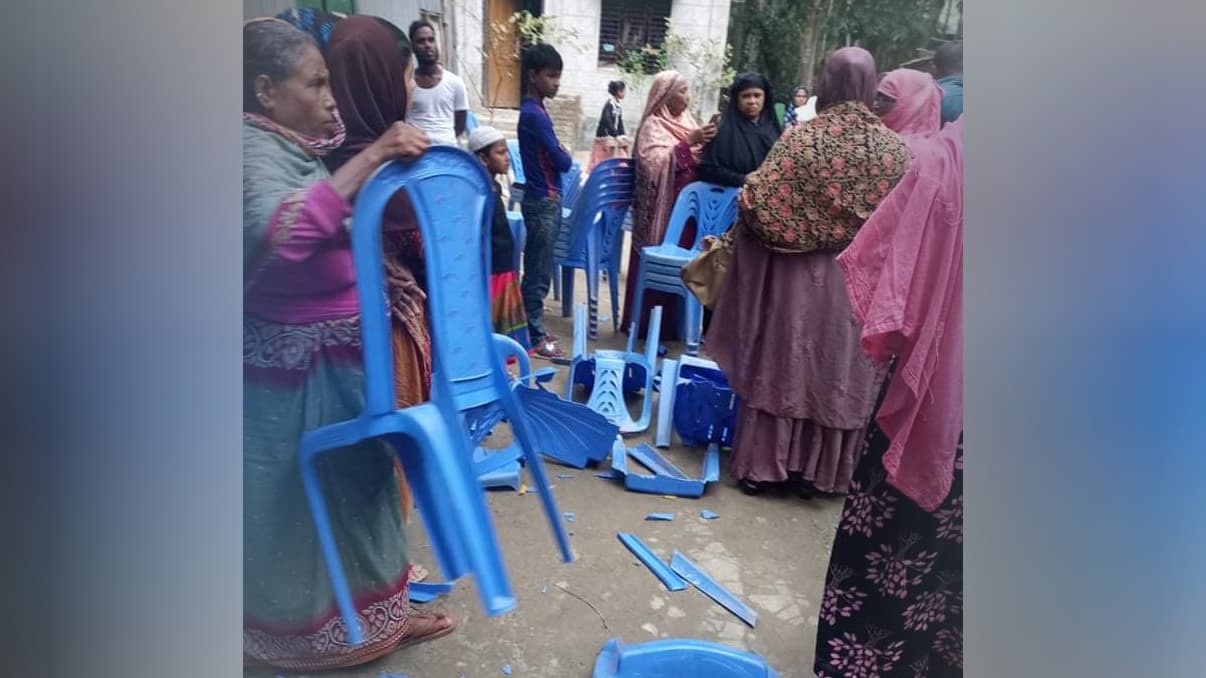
[242,18,455,671]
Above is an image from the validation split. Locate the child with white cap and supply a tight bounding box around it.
[469,126,530,352]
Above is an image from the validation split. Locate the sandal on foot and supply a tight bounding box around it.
[394,610,457,650]
[530,339,567,362]
[409,563,429,583]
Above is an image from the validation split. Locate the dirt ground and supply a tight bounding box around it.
[247,234,844,678]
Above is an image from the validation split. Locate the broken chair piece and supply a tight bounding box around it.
[611,442,720,498]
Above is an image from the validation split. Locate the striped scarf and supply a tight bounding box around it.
[242,112,346,157]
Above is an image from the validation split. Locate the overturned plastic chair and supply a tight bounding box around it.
[554,157,635,338]
[630,182,739,355]
[298,147,573,644]
[567,302,662,433]
[593,637,780,678]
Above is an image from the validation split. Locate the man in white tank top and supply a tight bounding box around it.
[408,20,469,146]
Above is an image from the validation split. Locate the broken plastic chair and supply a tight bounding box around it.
[611,440,720,498]
[554,157,635,337]
[464,334,620,470]
[566,302,662,433]
[629,182,739,355]
[299,147,573,644]
[654,355,738,449]
[592,638,779,678]
[670,550,757,627]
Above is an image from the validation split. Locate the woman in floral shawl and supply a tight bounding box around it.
[620,70,717,336]
[242,18,455,672]
[705,47,911,497]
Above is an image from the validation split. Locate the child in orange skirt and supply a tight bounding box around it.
[469,126,531,353]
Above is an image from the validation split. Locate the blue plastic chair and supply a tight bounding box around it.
[506,139,525,210]
[593,637,780,678]
[554,157,635,338]
[298,147,573,645]
[466,110,480,133]
[509,163,581,278]
[630,182,739,355]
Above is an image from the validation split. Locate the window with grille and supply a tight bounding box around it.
[598,0,673,67]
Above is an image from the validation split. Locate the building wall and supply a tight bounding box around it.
[545,0,730,147]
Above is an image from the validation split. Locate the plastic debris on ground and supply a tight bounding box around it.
[503,665,513,675]
[408,581,454,604]
[558,473,576,479]
[611,443,720,498]
[564,511,576,522]
[595,470,620,479]
[700,510,719,520]
[616,532,686,592]
[669,550,757,627]
[645,512,675,521]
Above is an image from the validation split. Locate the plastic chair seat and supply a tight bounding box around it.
[629,182,738,355]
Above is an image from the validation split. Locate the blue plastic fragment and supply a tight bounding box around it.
[616,532,686,592]
[408,581,454,604]
[669,550,757,627]
[645,512,675,521]
[595,470,619,480]
[700,510,719,520]
[612,444,720,498]
[558,473,576,479]
[503,665,513,675]
[376,673,410,678]
[591,637,779,678]
[564,511,576,522]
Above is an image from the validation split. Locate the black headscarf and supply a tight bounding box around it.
[697,72,782,188]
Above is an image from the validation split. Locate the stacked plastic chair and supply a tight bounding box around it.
[506,139,525,210]
[507,163,582,275]
[629,182,739,355]
[298,147,573,645]
[554,157,636,338]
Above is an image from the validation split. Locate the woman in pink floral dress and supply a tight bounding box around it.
[812,88,964,678]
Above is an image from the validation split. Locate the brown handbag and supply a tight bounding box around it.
[680,229,736,308]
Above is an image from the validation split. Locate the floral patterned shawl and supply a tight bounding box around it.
[738,100,911,253]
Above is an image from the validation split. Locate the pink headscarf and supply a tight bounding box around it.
[837,117,964,512]
[631,70,702,249]
[633,70,697,151]
[878,68,943,140]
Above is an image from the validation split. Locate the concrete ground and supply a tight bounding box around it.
[248,234,844,678]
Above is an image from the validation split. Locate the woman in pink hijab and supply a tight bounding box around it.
[874,67,944,141]
[813,117,964,678]
[620,70,717,336]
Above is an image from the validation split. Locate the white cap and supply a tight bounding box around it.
[468,125,506,153]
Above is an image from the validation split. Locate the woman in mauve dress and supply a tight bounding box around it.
[705,47,911,497]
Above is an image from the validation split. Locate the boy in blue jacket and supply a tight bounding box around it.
[517,43,573,359]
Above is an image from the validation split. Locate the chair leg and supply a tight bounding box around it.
[629,258,647,344]
[499,394,575,563]
[684,295,703,357]
[560,267,575,318]
[298,448,364,645]
[608,260,621,333]
[552,264,562,301]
